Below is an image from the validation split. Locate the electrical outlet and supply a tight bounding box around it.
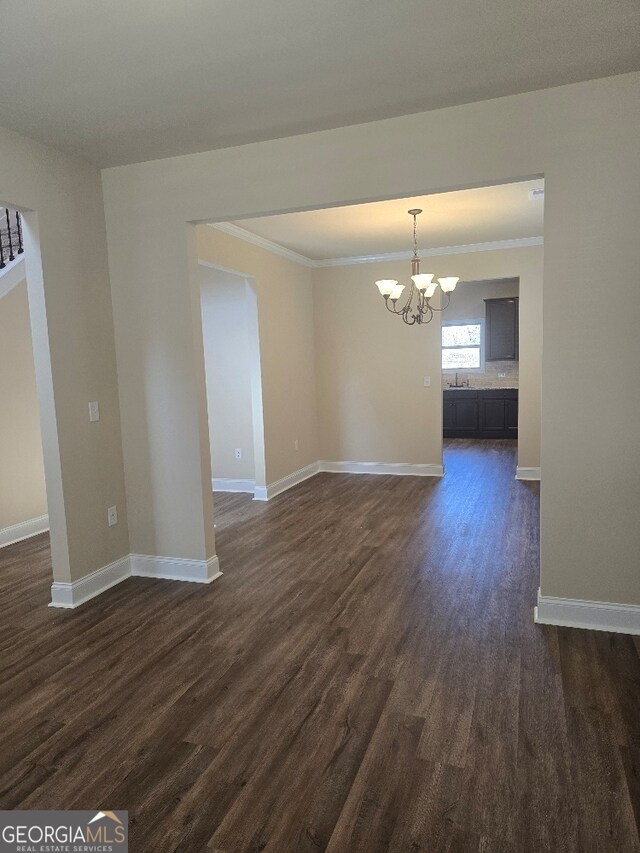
[235,447,242,460]
[294,439,299,451]
[88,401,100,422]
[423,376,431,387]
[107,505,118,527]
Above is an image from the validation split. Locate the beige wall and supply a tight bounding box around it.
[1,126,129,582]
[314,245,541,470]
[102,72,640,607]
[103,220,215,561]
[200,266,255,482]
[197,227,318,485]
[0,279,47,531]
[313,261,442,466]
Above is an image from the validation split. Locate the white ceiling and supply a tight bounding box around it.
[0,1,638,166]
[230,180,544,260]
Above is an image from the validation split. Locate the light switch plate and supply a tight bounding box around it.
[88,401,100,422]
[423,376,431,387]
[107,505,118,527]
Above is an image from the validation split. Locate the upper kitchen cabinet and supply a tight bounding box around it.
[484,297,519,361]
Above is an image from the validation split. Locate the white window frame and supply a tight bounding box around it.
[441,319,485,373]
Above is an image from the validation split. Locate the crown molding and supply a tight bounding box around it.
[313,236,544,267]
[209,225,543,269]
[210,222,315,267]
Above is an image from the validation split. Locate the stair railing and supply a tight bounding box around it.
[0,208,24,269]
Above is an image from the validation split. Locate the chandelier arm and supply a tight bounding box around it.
[414,290,430,324]
[386,280,416,316]
[401,280,416,315]
[407,281,423,324]
[427,291,452,313]
[385,297,410,315]
[416,301,434,324]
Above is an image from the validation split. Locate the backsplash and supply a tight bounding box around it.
[442,360,519,389]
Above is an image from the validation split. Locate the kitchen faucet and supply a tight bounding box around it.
[448,372,469,388]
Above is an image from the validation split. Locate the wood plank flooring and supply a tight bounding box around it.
[1,439,639,851]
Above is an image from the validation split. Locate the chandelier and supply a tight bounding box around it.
[375,209,459,325]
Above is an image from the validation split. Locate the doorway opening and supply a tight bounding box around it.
[442,278,520,444]
[197,176,541,488]
[199,263,267,503]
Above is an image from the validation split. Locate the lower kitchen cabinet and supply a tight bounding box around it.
[505,398,518,433]
[443,395,478,433]
[443,388,518,438]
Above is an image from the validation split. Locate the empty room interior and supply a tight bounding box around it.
[0,2,639,851]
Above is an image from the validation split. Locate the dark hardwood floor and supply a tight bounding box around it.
[1,440,639,851]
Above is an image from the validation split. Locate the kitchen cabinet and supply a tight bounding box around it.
[443,388,518,438]
[485,297,519,361]
[443,390,479,433]
[443,398,456,430]
[480,397,507,434]
[505,398,518,434]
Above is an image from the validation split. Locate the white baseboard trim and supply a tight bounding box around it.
[0,514,49,548]
[516,467,541,481]
[320,460,445,477]
[254,462,320,501]
[212,477,255,494]
[49,552,222,608]
[535,589,640,635]
[50,555,131,609]
[252,459,445,501]
[130,553,222,584]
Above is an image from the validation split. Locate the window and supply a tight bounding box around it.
[442,322,482,370]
